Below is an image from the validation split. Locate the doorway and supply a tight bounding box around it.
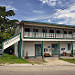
[52,44,58,55]
[35,44,42,56]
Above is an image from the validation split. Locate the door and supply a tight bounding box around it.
[35,44,42,56]
[52,44,58,55]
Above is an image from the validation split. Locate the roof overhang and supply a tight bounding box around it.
[19,21,75,29]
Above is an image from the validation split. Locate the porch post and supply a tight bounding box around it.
[22,41,24,57]
[23,23,24,38]
[63,29,64,38]
[55,29,56,38]
[72,30,73,39]
[18,33,21,58]
[58,41,60,58]
[2,42,4,57]
[42,41,44,59]
[72,41,73,57]
[34,27,36,38]
[45,27,46,38]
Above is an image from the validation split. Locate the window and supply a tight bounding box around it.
[49,30,54,33]
[68,31,72,34]
[56,30,60,33]
[68,43,71,50]
[44,48,49,52]
[64,31,67,34]
[24,28,30,32]
[61,48,65,50]
[42,29,47,33]
[33,29,38,32]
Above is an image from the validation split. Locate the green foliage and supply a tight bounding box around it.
[0,53,29,64]
[0,6,19,48]
[60,58,75,64]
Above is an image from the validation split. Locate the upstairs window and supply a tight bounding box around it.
[64,31,67,34]
[56,30,60,33]
[24,28,30,32]
[68,31,72,34]
[42,29,47,33]
[33,29,38,32]
[49,30,54,33]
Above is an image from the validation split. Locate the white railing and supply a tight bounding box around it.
[24,32,74,39]
[3,33,20,49]
[64,34,72,38]
[36,32,45,38]
[56,33,63,38]
[24,32,35,37]
[73,34,75,38]
[46,33,55,38]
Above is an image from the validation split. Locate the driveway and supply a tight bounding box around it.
[44,57,75,66]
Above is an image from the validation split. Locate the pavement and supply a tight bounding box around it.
[0,64,75,75]
[0,57,75,75]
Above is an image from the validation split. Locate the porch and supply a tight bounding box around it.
[22,41,74,59]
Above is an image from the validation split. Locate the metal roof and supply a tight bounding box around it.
[20,20,75,28]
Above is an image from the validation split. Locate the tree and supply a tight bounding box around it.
[0,6,19,48]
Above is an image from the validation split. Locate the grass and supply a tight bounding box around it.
[60,58,75,64]
[0,54,45,65]
[0,53,29,64]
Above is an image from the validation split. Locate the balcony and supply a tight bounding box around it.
[24,32,75,39]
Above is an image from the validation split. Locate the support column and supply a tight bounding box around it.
[22,41,24,57]
[72,30,73,38]
[34,27,36,38]
[63,29,64,38]
[23,23,24,38]
[58,41,60,58]
[45,27,46,38]
[18,33,21,58]
[72,41,73,57]
[2,42,4,57]
[42,41,44,59]
[55,29,56,38]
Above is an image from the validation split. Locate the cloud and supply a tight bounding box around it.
[39,0,61,6]
[0,5,17,11]
[6,5,17,10]
[48,19,51,22]
[52,3,75,25]
[33,10,44,14]
[26,3,75,25]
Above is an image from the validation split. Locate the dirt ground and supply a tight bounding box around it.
[26,56,75,66]
[26,56,45,64]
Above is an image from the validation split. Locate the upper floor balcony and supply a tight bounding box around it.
[23,27,75,39]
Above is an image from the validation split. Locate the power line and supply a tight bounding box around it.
[33,1,75,21]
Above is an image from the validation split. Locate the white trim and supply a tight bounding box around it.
[23,39,75,41]
[4,34,20,49]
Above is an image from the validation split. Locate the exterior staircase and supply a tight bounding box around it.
[2,33,21,58]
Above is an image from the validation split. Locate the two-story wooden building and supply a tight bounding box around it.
[2,21,75,59]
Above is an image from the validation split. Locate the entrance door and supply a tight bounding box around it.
[52,44,58,55]
[35,44,42,56]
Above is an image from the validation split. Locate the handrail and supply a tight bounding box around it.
[24,32,74,39]
[3,33,21,43]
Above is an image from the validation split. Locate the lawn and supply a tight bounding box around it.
[60,58,75,64]
[0,54,29,64]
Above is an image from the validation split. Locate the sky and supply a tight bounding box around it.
[0,0,75,25]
